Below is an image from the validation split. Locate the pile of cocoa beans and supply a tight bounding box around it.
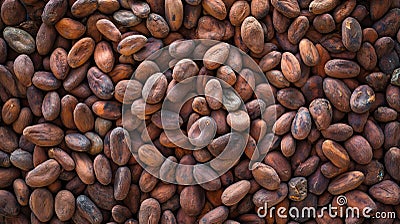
[1,0,400,223]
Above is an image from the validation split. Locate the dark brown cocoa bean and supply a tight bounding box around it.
[363,119,384,150]
[350,85,375,114]
[288,16,309,45]
[253,183,288,208]
[323,78,351,112]
[264,151,292,182]
[92,101,122,120]
[32,71,61,91]
[271,0,300,18]
[199,206,229,224]
[294,156,320,177]
[86,183,117,210]
[342,17,362,52]
[369,180,400,205]
[384,147,400,181]
[384,122,400,150]
[276,88,305,110]
[321,123,353,141]
[0,167,20,188]
[345,135,373,165]
[42,0,67,25]
[373,8,400,37]
[48,148,75,171]
[10,149,33,171]
[76,195,103,224]
[345,190,377,216]
[357,42,378,71]
[65,133,91,152]
[313,14,335,33]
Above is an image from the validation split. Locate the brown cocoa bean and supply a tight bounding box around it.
[42,91,60,121]
[199,206,229,224]
[86,183,117,210]
[345,135,373,165]
[281,52,301,83]
[271,0,300,18]
[2,98,20,125]
[221,180,251,206]
[291,107,312,140]
[71,0,98,18]
[31,71,60,92]
[65,133,91,152]
[118,35,147,56]
[12,179,29,207]
[146,13,170,39]
[165,0,183,30]
[321,123,353,141]
[114,166,131,200]
[92,101,122,120]
[322,139,350,168]
[253,183,288,207]
[94,41,114,73]
[67,37,95,68]
[55,18,86,40]
[48,147,75,171]
[76,195,103,224]
[3,27,35,54]
[10,149,33,171]
[72,152,95,185]
[384,147,400,181]
[328,171,365,195]
[369,180,400,206]
[251,162,280,190]
[265,151,292,181]
[23,123,64,147]
[277,88,305,110]
[55,190,75,221]
[13,55,34,87]
[139,198,161,224]
[313,14,335,33]
[299,38,320,66]
[29,188,54,222]
[229,1,250,26]
[345,190,377,216]
[240,16,264,54]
